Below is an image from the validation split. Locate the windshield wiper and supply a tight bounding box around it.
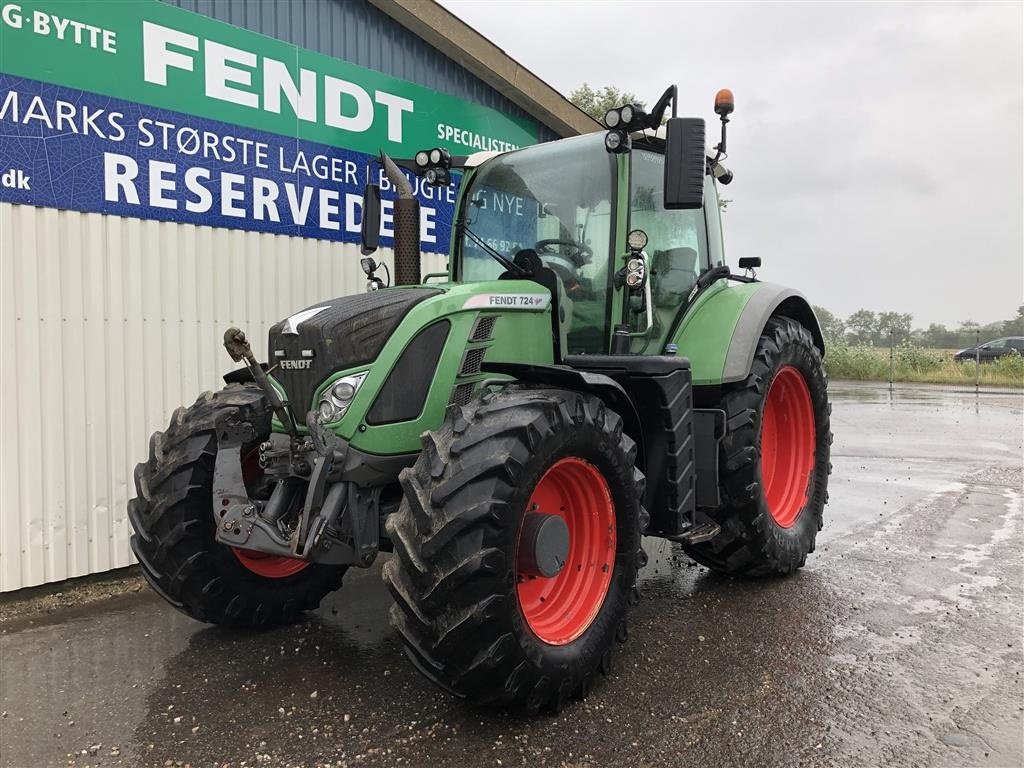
[460,224,531,278]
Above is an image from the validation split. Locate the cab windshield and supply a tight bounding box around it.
[456,133,616,354]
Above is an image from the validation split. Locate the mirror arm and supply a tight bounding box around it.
[649,85,678,127]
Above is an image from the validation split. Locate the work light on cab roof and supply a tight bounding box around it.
[414,147,452,186]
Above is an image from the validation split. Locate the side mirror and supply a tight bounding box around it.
[664,117,705,209]
[360,183,381,255]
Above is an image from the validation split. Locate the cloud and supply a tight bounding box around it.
[441,0,1023,326]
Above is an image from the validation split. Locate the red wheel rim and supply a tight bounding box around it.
[516,457,616,646]
[230,449,310,579]
[760,366,816,528]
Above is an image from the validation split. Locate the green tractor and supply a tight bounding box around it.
[129,87,831,711]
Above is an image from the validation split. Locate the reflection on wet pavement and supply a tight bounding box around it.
[1,384,1021,767]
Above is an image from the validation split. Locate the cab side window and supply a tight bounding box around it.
[630,150,709,347]
[704,178,725,266]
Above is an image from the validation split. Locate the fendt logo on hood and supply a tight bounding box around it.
[279,359,313,370]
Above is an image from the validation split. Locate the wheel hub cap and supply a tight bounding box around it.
[516,512,570,578]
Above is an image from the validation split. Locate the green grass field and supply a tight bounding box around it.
[824,342,1024,388]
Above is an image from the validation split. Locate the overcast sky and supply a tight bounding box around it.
[441,1,1023,328]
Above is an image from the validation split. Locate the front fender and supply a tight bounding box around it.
[672,281,825,385]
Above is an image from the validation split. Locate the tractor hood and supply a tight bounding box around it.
[268,288,442,413]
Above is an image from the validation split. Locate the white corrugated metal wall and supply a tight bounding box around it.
[0,202,446,591]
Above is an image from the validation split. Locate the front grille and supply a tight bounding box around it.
[459,347,486,377]
[470,315,497,341]
[450,383,475,406]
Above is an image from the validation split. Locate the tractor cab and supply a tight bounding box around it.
[451,131,723,357]
[363,85,735,363]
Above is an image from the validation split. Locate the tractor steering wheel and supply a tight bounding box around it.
[534,238,593,266]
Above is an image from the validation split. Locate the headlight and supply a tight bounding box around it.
[316,372,368,423]
[332,380,356,401]
[318,399,341,422]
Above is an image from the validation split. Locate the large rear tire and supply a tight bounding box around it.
[684,317,831,576]
[128,384,344,626]
[383,388,648,711]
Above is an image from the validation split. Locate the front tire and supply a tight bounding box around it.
[383,388,648,711]
[684,317,832,576]
[128,385,344,626]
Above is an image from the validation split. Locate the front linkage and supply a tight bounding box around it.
[215,327,379,569]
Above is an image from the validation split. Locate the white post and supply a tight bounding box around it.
[889,328,895,391]
[975,329,981,393]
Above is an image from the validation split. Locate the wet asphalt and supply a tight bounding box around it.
[1,382,1022,768]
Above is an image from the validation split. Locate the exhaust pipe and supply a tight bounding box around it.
[380,152,421,285]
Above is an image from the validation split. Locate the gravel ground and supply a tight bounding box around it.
[1,382,1021,768]
[0,568,146,626]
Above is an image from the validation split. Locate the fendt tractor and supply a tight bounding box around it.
[129,87,832,711]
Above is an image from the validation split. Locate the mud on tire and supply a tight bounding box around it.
[128,384,343,626]
[383,387,648,712]
[684,317,832,576]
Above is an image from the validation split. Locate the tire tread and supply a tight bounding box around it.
[383,387,646,710]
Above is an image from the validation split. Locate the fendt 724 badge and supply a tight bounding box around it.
[129,87,831,713]
[463,293,551,309]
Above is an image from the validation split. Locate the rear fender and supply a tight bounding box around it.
[673,281,824,385]
[721,285,824,383]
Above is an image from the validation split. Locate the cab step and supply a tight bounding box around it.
[664,521,721,545]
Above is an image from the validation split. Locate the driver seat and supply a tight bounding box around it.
[649,247,699,347]
[651,247,699,307]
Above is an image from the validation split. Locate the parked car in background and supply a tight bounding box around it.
[954,337,1024,362]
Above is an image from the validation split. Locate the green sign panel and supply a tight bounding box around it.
[0,0,538,155]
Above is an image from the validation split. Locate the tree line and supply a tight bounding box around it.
[569,84,643,121]
[813,305,1024,349]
